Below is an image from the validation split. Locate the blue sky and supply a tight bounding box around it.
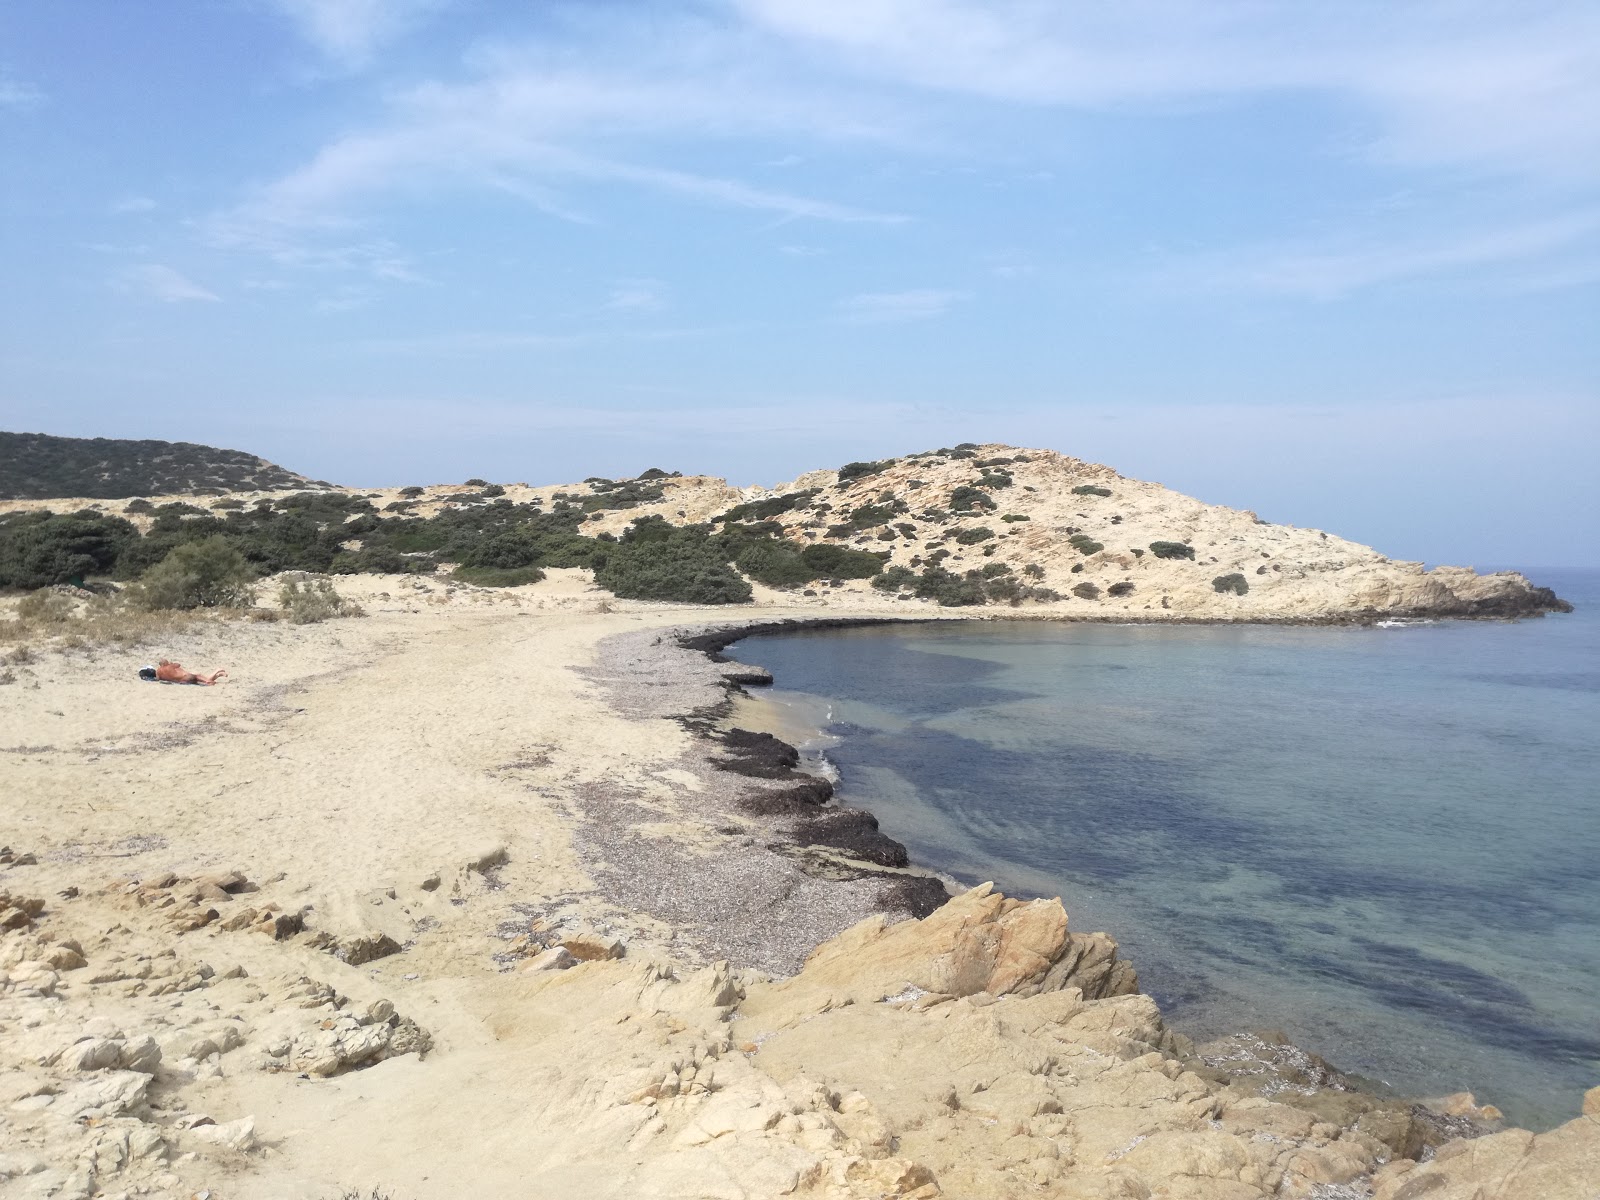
[2,1,1596,567]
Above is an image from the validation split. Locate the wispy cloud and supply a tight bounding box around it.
[116,264,221,304]
[839,288,963,323]
[734,0,1600,184]
[0,76,44,108]
[603,279,666,312]
[1174,210,1600,298]
[267,0,444,67]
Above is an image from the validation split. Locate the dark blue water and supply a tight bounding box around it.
[729,571,1600,1131]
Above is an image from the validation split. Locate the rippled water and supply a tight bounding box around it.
[728,571,1600,1131]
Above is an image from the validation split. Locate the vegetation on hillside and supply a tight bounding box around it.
[0,431,324,500]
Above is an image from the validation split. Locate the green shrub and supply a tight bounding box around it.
[1108,581,1135,597]
[594,524,751,604]
[464,478,488,487]
[1131,548,1145,558]
[837,459,895,483]
[125,498,155,514]
[871,565,918,592]
[913,567,986,606]
[799,543,885,579]
[1071,485,1112,497]
[399,486,425,498]
[1001,513,1029,522]
[452,566,546,588]
[1212,573,1249,595]
[1072,581,1101,600]
[980,561,1012,578]
[733,538,812,588]
[949,486,996,513]
[130,536,255,610]
[1068,534,1104,555]
[1023,563,1045,580]
[1149,541,1195,560]
[974,471,1012,489]
[717,489,819,524]
[954,527,994,545]
[0,510,139,590]
[458,529,545,571]
[278,573,366,622]
[482,484,506,498]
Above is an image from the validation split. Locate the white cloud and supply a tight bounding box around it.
[838,288,963,323]
[733,0,1600,184]
[268,0,443,67]
[1173,210,1600,298]
[116,264,221,303]
[0,76,44,108]
[604,280,666,312]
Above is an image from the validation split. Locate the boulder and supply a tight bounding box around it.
[759,884,1139,1018]
[525,946,577,973]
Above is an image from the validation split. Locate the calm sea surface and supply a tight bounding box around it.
[728,570,1600,1131]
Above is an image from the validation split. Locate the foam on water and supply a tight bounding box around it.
[728,570,1600,1131]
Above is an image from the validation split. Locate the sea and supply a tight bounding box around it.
[726,569,1600,1132]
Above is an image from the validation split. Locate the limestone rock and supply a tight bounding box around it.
[334,931,403,965]
[758,883,1139,1021]
[562,929,626,962]
[525,946,576,973]
[186,1116,258,1152]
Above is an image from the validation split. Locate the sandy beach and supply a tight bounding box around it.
[3,572,1596,1199]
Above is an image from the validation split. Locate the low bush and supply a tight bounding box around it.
[1068,534,1104,555]
[913,566,987,606]
[16,588,76,624]
[871,565,918,592]
[1072,581,1101,600]
[452,566,546,588]
[399,486,425,498]
[464,478,488,487]
[1072,485,1112,497]
[717,489,819,524]
[1001,513,1029,522]
[974,471,1013,489]
[1107,581,1135,597]
[594,523,752,604]
[482,484,506,498]
[1212,573,1249,595]
[732,538,812,588]
[1149,541,1195,560]
[837,459,895,483]
[278,573,367,621]
[949,486,996,513]
[129,536,255,610]
[799,543,885,580]
[0,510,139,590]
[980,561,1012,578]
[954,527,994,545]
[1023,563,1045,579]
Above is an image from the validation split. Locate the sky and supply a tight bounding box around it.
[1,1,1597,568]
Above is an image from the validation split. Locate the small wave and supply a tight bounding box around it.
[1375,618,1437,628]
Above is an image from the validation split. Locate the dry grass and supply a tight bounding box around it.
[0,586,236,655]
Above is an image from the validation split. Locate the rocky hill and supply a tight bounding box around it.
[388,442,1560,622]
[0,432,327,500]
[0,441,1568,621]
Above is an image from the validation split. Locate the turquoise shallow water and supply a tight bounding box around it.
[729,571,1600,1131]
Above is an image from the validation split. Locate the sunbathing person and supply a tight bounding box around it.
[149,659,228,686]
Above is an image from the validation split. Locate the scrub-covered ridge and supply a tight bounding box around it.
[0,441,1570,622]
